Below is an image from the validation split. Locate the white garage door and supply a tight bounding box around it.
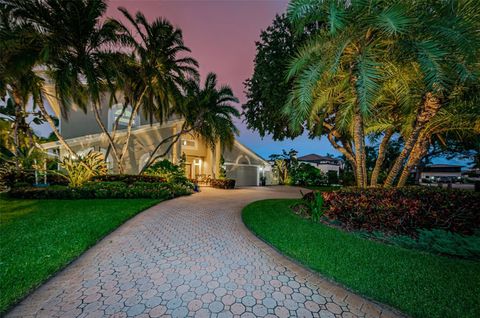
[226,165,258,187]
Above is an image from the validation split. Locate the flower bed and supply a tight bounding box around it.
[320,187,480,236]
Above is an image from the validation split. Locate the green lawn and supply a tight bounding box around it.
[242,199,480,318]
[0,197,159,314]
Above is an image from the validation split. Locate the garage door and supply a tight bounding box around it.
[226,165,258,187]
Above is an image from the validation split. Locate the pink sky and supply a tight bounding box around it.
[106,0,336,158]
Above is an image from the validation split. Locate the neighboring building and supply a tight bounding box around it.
[40,93,270,187]
[419,164,463,183]
[297,154,343,175]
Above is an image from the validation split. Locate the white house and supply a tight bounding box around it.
[297,154,343,175]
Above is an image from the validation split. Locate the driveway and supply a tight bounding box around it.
[8,187,400,318]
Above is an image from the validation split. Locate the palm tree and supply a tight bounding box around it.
[141,73,239,172]
[396,88,480,187]
[102,8,199,172]
[4,0,120,157]
[383,0,480,186]
[285,0,415,187]
[0,5,53,159]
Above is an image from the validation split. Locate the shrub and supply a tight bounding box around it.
[8,181,192,200]
[59,151,107,188]
[301,191,324,222]
[211,178,236,189]
[290,163,327,186]
[9,185,80,199]
[326,171,339,185]
[91,174,166,184]
[144,159,187,184]
[321,187,480,236]
[0,163,68,190]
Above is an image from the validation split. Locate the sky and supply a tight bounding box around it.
[30,0,467,165]
[106,0,338,159]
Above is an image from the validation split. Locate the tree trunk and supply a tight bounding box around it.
[353,107,366,187]
[11,90,22,167]
[397,135,430,187]
[118,100,142,171]
[384,92,441,187]
[370,128,394,186]
[140,129,188,174]
[37,102,76,157]
[92,102,122,172]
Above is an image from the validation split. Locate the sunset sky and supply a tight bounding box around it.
[107,0,336,159]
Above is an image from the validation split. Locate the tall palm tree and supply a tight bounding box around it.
[141,73,239,172]
[4,0,119,157]
[0,5,53,158]
[396,87,480,187]
[182,73,240,150]
[102,8,199,172]
[383,0,480,186]
[285,0,415,187]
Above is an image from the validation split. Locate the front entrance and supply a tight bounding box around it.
[184,157,203,179]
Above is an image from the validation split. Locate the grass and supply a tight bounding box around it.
[242,199,480,318]
[0,197,159,314]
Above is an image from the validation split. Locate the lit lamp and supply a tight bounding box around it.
[260,166,265,186]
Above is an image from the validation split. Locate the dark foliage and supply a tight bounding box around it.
[321,187,480,236]
[91,174,166,185]
[0,168,69,188]
[242,14,305,140]
[8,180,192,199]
[210,179,236,189]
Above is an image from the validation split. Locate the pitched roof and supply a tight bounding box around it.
[297,154,342,163]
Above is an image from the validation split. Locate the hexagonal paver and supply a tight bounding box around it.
[5,188,400,318]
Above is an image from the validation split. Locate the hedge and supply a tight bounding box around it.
[8,181,192,200]
[91,174,166,184]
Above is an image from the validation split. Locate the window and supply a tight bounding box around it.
[181,139,197,149]
[108,103,140,131]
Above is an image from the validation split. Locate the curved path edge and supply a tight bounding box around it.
[7,186,407,318]
[235,200,406,318]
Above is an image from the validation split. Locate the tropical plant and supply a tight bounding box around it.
[285,0,416,188]
[144,159,186,184]
[94,8,199,172]
[383,0,480,187]
[141,73,239,172]
[59,151,107,188]
[2,0,119,156]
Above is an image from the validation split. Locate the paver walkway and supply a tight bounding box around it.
[8,187,402,318]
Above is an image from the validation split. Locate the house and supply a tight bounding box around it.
[297,154,343,175]
[40,92,270,187]
[419,164,463,183]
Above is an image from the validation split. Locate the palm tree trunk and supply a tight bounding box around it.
[37,102,76,157]
[326,130,357,174]
[384,92,441,187]
[353,107,366,187]
[92,102,122,172]
[397,135,430,187]
[140,128,190,174]
[370,128,394,186]
[12,93,22,169]
[118,88,148,171]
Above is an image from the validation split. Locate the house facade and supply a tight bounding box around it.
[40,92,270,187]
[419,164,463,183]
[297,154,344,175]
